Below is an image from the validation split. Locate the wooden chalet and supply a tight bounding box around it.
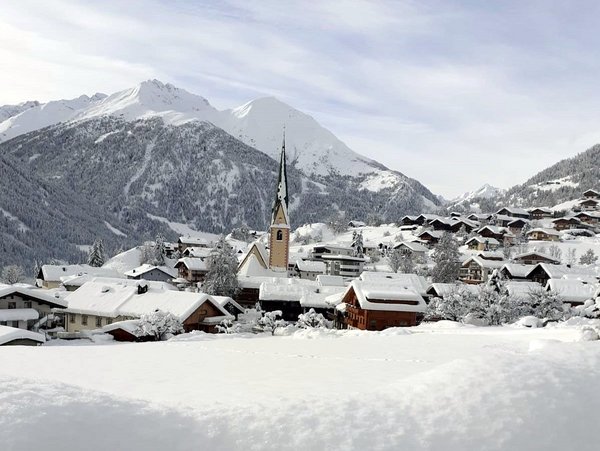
[394,241,429,260]
[526,228,560,242]
[177,236,210,254]
[525,263,598,286]
[495,207,530,220]
[528,207,553,220]
[338,280,427,331]
[552,217,582,231]
[500,263,535,281]
[574,211,600,225]
[465,236,500,251]
[582,189,600,199]
[512,251,559,265]
[577,198,600,212]
[459,256,505,284]
[175,257,209,285]
[417,230,443,246]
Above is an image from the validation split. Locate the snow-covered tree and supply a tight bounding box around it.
[203,236,239,298]
[426,286,474,321]
[431,232,461,283]
[297,308,329,329]
[1,265,25,284]
[580,249,598,265]
[526,286,566,321]
[139,242,155,265]
[153,234,166,266]
[256,310,287,335]
[87,239,105,267]
[135,309,184,341]
[230,224,252,242]
[388,248,403,273]
[351,231,364,258]
[216,318,241,334]
[469,272,524,325]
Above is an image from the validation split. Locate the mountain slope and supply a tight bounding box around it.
[0,80,440,200]
[0,152,138,268]
[1,117,437,237]
[447,184,506,210]
[500,144,600,209]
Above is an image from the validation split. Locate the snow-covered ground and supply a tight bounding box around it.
[1,323,599,451]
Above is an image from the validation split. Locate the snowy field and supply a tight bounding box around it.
[1,323,599,451]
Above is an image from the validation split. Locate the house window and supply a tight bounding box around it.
[82,315,88,326]
[276,230,283,241]
[96,317,102,327]
[8,302,16,309]
[69,314,76,323]
[24,301,32,308]
[11,321,19,328]
[106,318,112,325]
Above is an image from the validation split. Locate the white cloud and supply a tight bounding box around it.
[1,0,600,197]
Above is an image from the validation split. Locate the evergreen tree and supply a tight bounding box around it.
[203,236,239,298]
[580,249,598,265]
[87,239,105,267]
[431,232,461,283]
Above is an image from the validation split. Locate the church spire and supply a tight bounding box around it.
[272,129,289,222]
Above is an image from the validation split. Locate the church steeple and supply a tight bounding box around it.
[268,130,290,272]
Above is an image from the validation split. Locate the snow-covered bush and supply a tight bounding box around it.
[526,286,567,322]
[216,318,241,334]
[572,298,600,319]
[580,249,598,265]
[255,310,287,335]
[426,286,475,322]
[135,309,184,341]
[297,308,330,329]
[580,326,599,341]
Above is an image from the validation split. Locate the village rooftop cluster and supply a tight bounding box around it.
[2,142,600,346]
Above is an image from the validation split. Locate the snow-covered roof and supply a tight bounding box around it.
[528,263,599,280]
[63,280,224,321]
[102,319,141,335]
[528,207,553,213]
[513,251,559,263]
[496,207,530,216]
[238,273,288,289]
[182,247,213,258]
[426,283,479,297]
[0,284,68,308]
[476,251,504,260]
[418,230,444,239]
[0,325,45,345]
[546,279,597,303]
[462,256,505,269]
[0,308,39,322]
[316,275,346,287]
[39,264,121,282]
[175,257,208,272]
[124,264,177,278]
[476,225,508,235]
[527,228,560,237]
[259,278,317,302]
[501,263,536,278]
[212,295,244,313]
[344,280,427,313]
[466,236,500,245]
[395,241,429,252]
[178,236,210,246]
[295,259,326,273]
[359,272,429,295]
[506,282,542,299]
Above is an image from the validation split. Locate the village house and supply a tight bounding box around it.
[0,325,46,346]
[294,259,326,280]
[417,230,443,246]
[574,211,600,226]
[507,218,529,235]
[182,246,213,258]
[347,220,366,228]
[583,189,600,199]
[495,207,530,220]
[476,225,512,244]
[393,241,429,260]
[500,263,535,281]
[545,279,597,306]
[321,254,365,278]
[526,263,598,286]
[177,236,210,254]
[0,284,67,331]
[337,279,427,331]
[359,272,429,299]
[125,264,177,283]
[552,217,582,231]
[576,198,600,212]
[528,207,554,220]
[425,283,479,299]
[526,228,560,241]
[175,257,209,285]
[258,278,319,321]
[36,264,121,289]
[400,215,420,226]
[310,245,355,260]
[465,236,500,251]
[459,256,505,284]
[467,213,492,225]
[512,251,559,266]
[61,280,232,335]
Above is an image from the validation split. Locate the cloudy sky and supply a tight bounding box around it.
[2,0,600,198]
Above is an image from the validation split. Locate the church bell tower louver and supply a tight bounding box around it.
[268,132,290,272]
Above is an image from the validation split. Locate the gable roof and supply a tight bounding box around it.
[295,259,326,273]
[426,283,479,298]
[546,279,597,303]
[124,264,177,278]
[394,241,429,252]
[500,263,536,278]
[0,325,45,345]
[0,284,68,308]
[465,236,500,245]
[237,241,269,273]
[343,280,427,313]
[462,256,505,269]
[513,251,560,263]
[175,257,209,272]
[38,264,121,282]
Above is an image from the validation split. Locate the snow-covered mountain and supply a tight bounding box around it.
[0,80,432,195]
[450,184,506,206]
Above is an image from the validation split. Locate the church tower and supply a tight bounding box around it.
[268,133,290,272]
